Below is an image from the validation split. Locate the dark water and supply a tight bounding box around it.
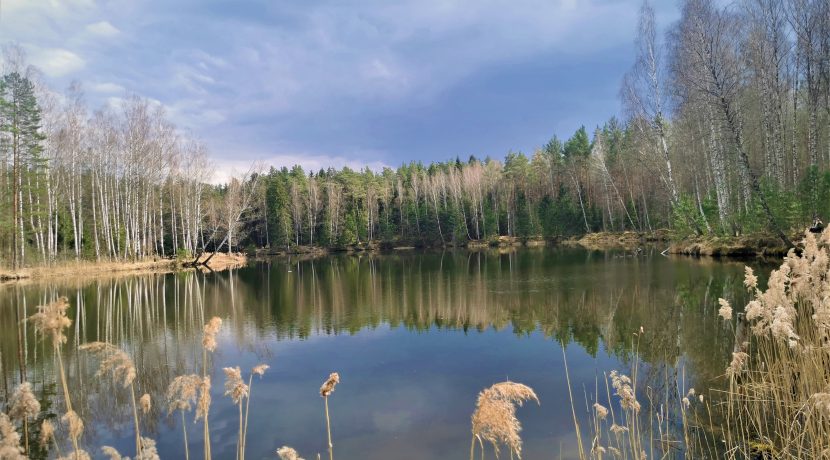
[0,247,762,459]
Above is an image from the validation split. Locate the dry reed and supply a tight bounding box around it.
[241,364,269,460]
[28,296,71,348]
[56,448,92,459]
[200,316,222,460]
[29,297,82,458]
[320,372,340,460]
[167,373,203,460]
[135,437,160,460]
[101,446,124,460]
[80,341,143,457]
[9,381,40,455]
[319,373,340,398]
[202,317,222,352]
[223,366,250,460]
[715,228,830,458]
[0,412,26,460]
[140,394,152,415]
[469,381,539,459]
[276,446,305,460]
[39,419,55,451]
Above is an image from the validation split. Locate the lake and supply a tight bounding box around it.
[0,247,761,459]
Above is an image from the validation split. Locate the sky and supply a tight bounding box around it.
[0,0,680,182]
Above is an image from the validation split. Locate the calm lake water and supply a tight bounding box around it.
[0,247,764,459]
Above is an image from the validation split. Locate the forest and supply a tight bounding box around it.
[3,0,830,268]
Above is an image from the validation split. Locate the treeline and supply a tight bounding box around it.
[249,0,830,250]
[0,53,261,269]
[0,67,218,269]
[257,125,647,249]
[4,0,830,266]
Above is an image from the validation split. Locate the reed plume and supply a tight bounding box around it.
[202,317,222,352]
[319,373,340,398]
[470,381,539,460]
[135,437,160,460]
[100,439,159,460]
[718,298,733,320]
[224,367,249,405]
[101,446,123,460]
[200,316,222,460]
[57,449,92,460]
[80,341,143,457]
[195,376,212,423]
[79,342,137,387]
[39,419,55,451]
[140,394,152,415]
[223,366,250,460]
[0,412,26,460]
[319,372,340,460]
[168,374,201,413]
[28,296,71,348]
[715,227,830,457]
[276,446,305,460]
[167,374,202,460]
[9,381,40,455]
[62,410,84,443]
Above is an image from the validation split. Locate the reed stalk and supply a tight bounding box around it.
[129,384,143,456]
[29,297,81,459]
[324,397,333,460]
[319,372,340,460]
[562,345,586,460]
[241,364,268,460]
[201,316,221,460]
[182,409,190,460]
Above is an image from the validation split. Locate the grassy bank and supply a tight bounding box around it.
[565,229,804,259]
[0,252,247,283]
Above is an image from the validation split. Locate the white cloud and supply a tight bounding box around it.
[85,21,120,37]
[0,0,674,171]
[210,153,390,185]
[90,82,125,93]
[28,48,86,77]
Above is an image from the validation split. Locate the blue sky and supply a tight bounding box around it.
[1,0,680,180]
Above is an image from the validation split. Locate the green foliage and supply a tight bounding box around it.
[176,247,191,261]
[671,194,709,238]
[563,126,591,158]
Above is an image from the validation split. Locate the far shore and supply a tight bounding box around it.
[260,229,797,259]
[0,230,799,285]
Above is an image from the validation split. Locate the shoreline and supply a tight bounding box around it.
[0,231,794,284]
[0,252,247,285]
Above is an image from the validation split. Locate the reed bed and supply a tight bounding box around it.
[561,227,830,459]
[713,228,830,459]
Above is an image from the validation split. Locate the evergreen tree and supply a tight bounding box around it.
[0,72,46,268]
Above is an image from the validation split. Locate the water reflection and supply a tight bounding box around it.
[0,247,760,459]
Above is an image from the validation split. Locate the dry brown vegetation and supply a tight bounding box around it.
[0,252,247,284]
[564,228,830,459]
[714,227,830,459]
[470,381,539,459]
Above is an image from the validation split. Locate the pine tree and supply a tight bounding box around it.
[0,73,46,269]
